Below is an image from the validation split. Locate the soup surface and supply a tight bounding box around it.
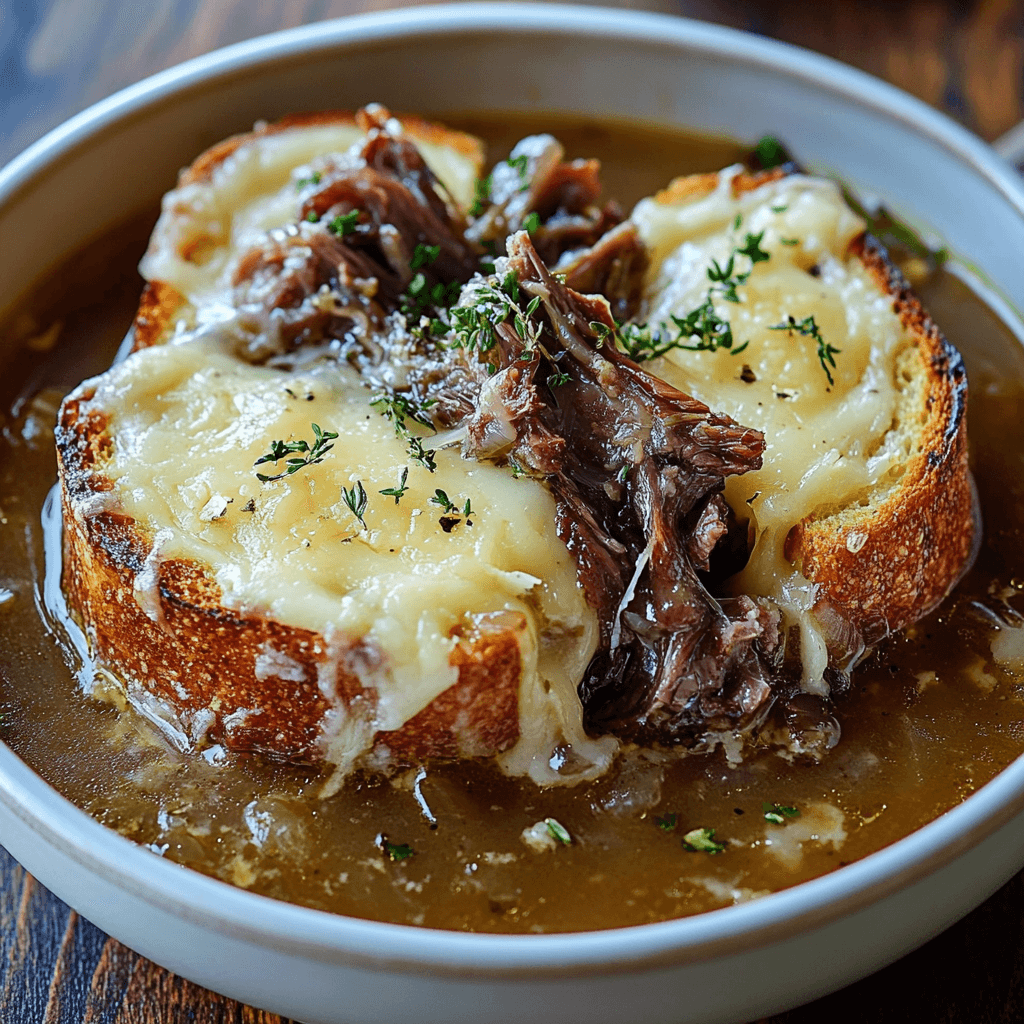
[2,115,1024,933]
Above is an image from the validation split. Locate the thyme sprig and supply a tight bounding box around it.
[369,392,439,473]
[707,231,771,303]
[769,314,840,385]
[254,423,338,482]
[379,467,410,504]
[447,270,541,357]
[341,480,368,530]
[430,489,475,519]
[616,298,748,362]
[613,231,769,362]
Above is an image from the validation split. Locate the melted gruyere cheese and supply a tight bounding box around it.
[633,170,909,687]
[78,337,611,784]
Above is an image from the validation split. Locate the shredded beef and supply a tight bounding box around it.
[436,232,782,745]
[467,134,624,271]
[231,104,479,365]
[230,108,823,754]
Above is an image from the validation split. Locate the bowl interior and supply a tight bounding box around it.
[2,1,1024,978]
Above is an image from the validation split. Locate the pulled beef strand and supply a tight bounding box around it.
[231,104,479,364]
[467,134,625,280]
[446,232,782,746]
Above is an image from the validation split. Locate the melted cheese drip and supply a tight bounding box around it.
[633,170,906,686]
[79,338,610,783]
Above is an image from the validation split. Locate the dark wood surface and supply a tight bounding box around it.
[3,1,1024,1021]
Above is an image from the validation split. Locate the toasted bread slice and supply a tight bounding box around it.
[632,167,976,665]
[56,110,614,789]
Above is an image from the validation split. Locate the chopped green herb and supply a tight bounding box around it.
[305,210,320,223]
[370,392,436,433]
[752,135,792,171]
[736,231,771,266]
[589,321,613,345]
[429,489,476,520]
[682,827,726,854]
[430,489,457,514]
[296,171,322,189]
[780,237,799,246]
[508,153,529,188]
[769,314,840,385]
[469,174,492,217]
[523,211,541,234]
[254,423,338,482]
[407,436,437,473]
[771,204,788,213]
[545,818,572,845]
[402,271,462,319]
[617,463,631,484]
[763,802,800,825]
[327,211,359,236]
[548,370,571,387]
[410,243,441,270]
[732,213,742,230]
[379,467,410,504]
[383,840,415,862]
[341,480,368,530]
[656,813,678,832]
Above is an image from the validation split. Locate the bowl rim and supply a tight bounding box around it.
[3,1,1024,981]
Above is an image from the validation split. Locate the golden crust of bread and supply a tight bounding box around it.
[657,167,977,645]
[787,234,976,643]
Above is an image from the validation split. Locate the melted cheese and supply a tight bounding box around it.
[633,170,909,686]
[78,335,611,784]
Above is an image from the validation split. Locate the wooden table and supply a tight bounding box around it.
[3,1,1024,1020]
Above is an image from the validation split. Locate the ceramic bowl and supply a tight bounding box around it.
[2,6,1024,1023]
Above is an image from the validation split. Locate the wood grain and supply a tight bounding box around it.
[3,1,1024,1022]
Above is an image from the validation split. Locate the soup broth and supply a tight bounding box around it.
[2,116,1024,933]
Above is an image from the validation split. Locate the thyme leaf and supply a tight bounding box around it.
[341,480,368,529]
[379,467,410,504]
[769,314,840,385]
[469,174,492,217]
[382,838,415,862]
[545,818,572,845]
[327,211,359,236]
[410,243,441,270]
[254,423,337,482]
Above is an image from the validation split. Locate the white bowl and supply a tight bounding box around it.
[2,6,1024,1023]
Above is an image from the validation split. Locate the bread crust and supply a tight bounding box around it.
[656,167,977,644]
[788,234,976,642]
